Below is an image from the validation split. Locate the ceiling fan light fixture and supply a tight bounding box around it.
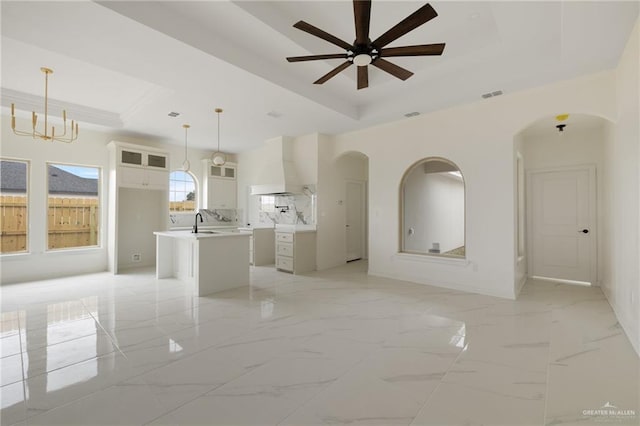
[353,53,372,66]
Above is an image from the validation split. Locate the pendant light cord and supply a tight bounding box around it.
[184,126,188,161]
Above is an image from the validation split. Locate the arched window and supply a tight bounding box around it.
[169,170,197,212]
[400,157,465,258]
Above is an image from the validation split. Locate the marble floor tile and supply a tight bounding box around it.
[412,381,546,425]
[0,263,637,426]
[22,332,118,379]
[25,381,169,425]
[1,353,24,386]
[23,352,138,419]
[282,348,455,425]
[0,381,27,426]
[159,357,359,425]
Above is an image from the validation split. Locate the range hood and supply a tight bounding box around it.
[251,136,304,195]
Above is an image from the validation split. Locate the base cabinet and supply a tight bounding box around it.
[275,231,316,274]
[247,228,275,266]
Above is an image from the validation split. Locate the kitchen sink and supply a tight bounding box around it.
[196,229,242,234]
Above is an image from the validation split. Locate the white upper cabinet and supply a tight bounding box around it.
[109,142,169,190]
[202,160,237,209]
[208,164,236,179]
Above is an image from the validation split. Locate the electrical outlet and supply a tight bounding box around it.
[132,253,141,262]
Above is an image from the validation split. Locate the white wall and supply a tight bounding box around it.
[404,172,464,253]
[330,70,616,299]
[316,152,369,268]
[117,187,165,269]
[602,19,640,356]
[513,134,527,296]
[1,115,217,284]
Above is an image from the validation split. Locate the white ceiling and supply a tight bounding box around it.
[1,1,637,152]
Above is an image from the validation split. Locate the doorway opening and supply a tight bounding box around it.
[516,113,611,287]
[336,152,369,263]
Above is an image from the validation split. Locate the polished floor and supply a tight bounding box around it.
[1,261,638,425]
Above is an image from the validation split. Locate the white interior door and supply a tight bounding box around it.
[529,167,596,284]
[346,181,365,262]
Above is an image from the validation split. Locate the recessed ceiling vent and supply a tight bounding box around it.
[168,112,180,117]
[481,90,503,99]
[405,112,420,118]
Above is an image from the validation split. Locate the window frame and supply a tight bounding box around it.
[45,161,102,252]
[0,157,31,256]
[169,170,198,214]
[398,156,466,259]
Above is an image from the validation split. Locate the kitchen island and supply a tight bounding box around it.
[154,230,250,296]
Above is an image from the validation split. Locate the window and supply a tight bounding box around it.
[260,195,275,213]
[400,157,465,257]
[0,159,29,254]
[47,163,100,250]
[169,171,197,212]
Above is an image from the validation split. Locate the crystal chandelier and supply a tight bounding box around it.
[11,67,79,143]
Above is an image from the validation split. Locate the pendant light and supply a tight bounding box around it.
[182,124,191,171]
[211,108,226,166]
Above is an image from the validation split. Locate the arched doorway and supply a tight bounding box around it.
[515,113,612,288]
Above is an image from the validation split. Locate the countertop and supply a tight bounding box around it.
[275,224,317,233]
[155,230,251,239]
[170,225,239,231]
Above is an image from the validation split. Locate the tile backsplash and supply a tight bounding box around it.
[248,185,316,227]
[170,209,240,228]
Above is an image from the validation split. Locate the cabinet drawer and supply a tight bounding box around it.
[276,242,293,257]
[276,256,293,271]
[276,233,293,243]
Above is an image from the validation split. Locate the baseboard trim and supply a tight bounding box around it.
[601,289,640,358]
[531,276,592,286]
[368,269,515,300]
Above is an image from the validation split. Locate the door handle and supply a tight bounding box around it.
[579,229,589,234]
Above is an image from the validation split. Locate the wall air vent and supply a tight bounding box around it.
[405,112,420,118]
[168,112,180,117]
[481,90,503,99]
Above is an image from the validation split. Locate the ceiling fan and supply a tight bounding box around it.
[286,0,445,90]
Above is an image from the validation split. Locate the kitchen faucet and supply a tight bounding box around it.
[192,212,203,233]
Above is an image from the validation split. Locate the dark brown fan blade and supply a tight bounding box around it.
[372,58,413,80]
[287,54,348,62]
[294,21,352,50]
[380,43,445,57]
[357,65,368,90]
[372,3,438,48]
[354,0,372,45]
[314,61,353,84]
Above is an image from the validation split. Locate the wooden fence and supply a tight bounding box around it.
[0,195,99,253]
[170,200,196,212]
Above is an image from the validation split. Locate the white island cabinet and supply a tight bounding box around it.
[154,231,250,296]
